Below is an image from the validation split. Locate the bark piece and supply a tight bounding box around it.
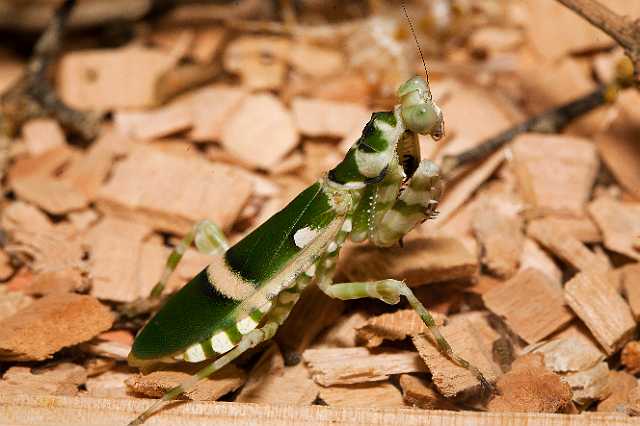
[355,309,445,348]
[487,354,572,413]
[191,28,225,63]
[564,271,636,354]
[563,362,610,405]
[235,344,318,405]
[532,336,604,373]
[24,268,86,295]
[0,363,86,397]
[399,374,457,410]
[22,118,65,156]
[483,268,573,344]
[512,134,598,217]
[302,347,427,387]
[519,238,562,286]
[0,250,13,281]
[318,382,404,408]
[276,284,344,357]
[0,293,114,361]
[291,98,370,138]
[220,93,298,170]
[471,197,524,278]
[598,370,638,413]
[338,236,478,287]
[412,320,499,397]
[126,364,246,401]
[97,146,253,235]
[528,220,610,275]
[621,341,640,375]
[58,46,176,109]
[589,197,640,260]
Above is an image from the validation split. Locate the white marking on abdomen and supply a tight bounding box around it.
[237,316,258,334]
[210,331,234,353]
[293,227,319,248]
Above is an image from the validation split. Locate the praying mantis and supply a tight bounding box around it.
[126,75,492,425]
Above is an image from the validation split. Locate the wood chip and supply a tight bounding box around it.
[519,238,562,286]
[85,368,136,399]
[483,268,573,344]
[276,284,344,357]
[564,271,636,354]
[0,287,33,322]
[563,362,610,404]
[97,146,253,234]
[0,250,13,281]
[598,370,638,412]
[9,144,75,182]
[12,175,88,215]
[355,309,446,348]
[487,353,572,413]
[220,94,298,170]
[338,236,477,287]
[412,320,499,397]
[0,363,86,397]
[58,46,176,109]
[531,336,604,373]
[588,197,640,260]
[22,118,66,156]
[126,364,246,401]
[114,98,193,141]
[511,134,599,217]
[528,216,602,244]
[0,293,114,361]
[287,42,344,78]
[191,28,225,63]
[223,36,290,90]
[528,220,610,275]
[596,107,640,200]
[621,341,640,375]
[319,382,404,408]
[291,98,370,138]
[189,85,247,142]
[303,347,427,387]
[471,197,524,278]
[23,268,86,295]
[314,311,369,349]
[622,263,640,320]
[235,344,318,405]
[399,374,457,410]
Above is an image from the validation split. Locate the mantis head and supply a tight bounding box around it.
[397,76,444,140]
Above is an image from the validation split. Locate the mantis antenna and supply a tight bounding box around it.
[401,1,429,84]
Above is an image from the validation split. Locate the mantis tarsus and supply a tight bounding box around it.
[127,75,492,425]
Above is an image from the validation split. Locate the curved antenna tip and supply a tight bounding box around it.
[401,1,429,84]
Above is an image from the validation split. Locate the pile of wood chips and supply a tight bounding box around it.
[1,0,640,423]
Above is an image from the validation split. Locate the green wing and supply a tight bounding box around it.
[130,181,341,362]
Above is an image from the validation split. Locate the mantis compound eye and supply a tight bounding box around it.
[401,103,443,138]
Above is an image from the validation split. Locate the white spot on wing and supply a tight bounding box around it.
[327,242,338,253]
[211,331,234,353]
[342,219,352,232]
[293,227,319,248]
[236,317,258,334]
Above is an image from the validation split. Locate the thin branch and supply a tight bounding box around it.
[440,85,609,177]
[555,0,640,81]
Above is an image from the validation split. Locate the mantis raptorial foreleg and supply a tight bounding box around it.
[149,220,229,297]
[318,278,491,391]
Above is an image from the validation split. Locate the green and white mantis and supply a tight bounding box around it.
[127,75,491,425]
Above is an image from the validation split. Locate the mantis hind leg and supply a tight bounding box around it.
[150,220,229,297]
[128,295,295,426]
[318,278,493,393]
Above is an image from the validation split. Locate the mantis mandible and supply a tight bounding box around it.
[127,75,491,425]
